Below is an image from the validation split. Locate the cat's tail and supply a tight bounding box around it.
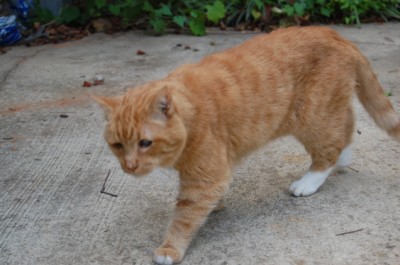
[356,56,400,141]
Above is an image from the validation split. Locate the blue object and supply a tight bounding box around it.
[0,1,34,46]
[10,0,33,20]
[0,15,22,46]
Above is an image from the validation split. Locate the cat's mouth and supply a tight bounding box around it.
[122,165,153,177]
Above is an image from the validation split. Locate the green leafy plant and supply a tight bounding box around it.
[32,5,55,24]
[337,0,400,25]
[143,1,170,34]
[206,0,226,23]
[187,10,204,35]
[226,0,274,27]
[58,6,80,24]
[31,0,400,36]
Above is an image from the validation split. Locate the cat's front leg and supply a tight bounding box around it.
[154,177,229,264]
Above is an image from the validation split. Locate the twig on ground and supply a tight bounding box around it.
[335,228,363,236]
[100,169,118,197]
[24,20,56,43]
[346,166,359,173]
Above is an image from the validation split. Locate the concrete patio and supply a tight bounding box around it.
[0,23,399,265]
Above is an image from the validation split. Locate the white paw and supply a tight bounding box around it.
[289,179,321,196]
[289,167,333,197]
[155,255,173,265]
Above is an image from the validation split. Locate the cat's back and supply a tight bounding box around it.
[164,26,367,160]
[173,26,359,87]
[172,26,359,104]
[238,26,356,55]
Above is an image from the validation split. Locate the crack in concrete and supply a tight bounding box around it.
[0,49,44,88]
[0,63,19,88]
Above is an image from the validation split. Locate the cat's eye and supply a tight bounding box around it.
[111,143,123,150]
[139,139,152,148]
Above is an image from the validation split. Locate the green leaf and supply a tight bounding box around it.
[304,0,315,9]
[206,0,226,23]
[190,10,202,19]
[385,91,393,97]
[95,0,106,9]
[150,18,166,34]
[88,7,95,16]
[78,12,90,25]
[59,6,80,23]
[159,4,172,16]
[122,6,142,20]
[173,15,186,28]
[251,9,261,20]
[189,18,206,36]
[283,5,294,17]
[109,5,121,16]
[254,0,263,9]
[320,7,331,17]
[34,7,55,23]
[294,2,305,16]
[143,1,154,12]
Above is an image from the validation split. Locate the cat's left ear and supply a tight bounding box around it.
[91,94,121,119]
[156,87,174,118]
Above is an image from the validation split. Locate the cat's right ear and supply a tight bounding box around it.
[91,94,121,120]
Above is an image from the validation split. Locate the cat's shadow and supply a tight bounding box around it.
[186,165,352,252]
[189,167,294,239]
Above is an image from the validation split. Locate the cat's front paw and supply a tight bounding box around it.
[154,247,182,265]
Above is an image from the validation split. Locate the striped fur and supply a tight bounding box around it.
[94,26,400,264]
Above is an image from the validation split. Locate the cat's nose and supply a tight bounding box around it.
[126,160,138,171]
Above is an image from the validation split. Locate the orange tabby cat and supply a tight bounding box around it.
[94,26,400,264]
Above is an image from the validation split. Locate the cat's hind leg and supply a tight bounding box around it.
[291,143,353,196]
[335,108,355,171]
[289,166,334,197]
[290,140,353,196]
[335,144,352,169]
[289,141,346,196]
[289,103,355,196]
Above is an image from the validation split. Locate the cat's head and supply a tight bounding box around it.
[93,83,187,176]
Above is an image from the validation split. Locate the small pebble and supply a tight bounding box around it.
[83,81,92,87]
